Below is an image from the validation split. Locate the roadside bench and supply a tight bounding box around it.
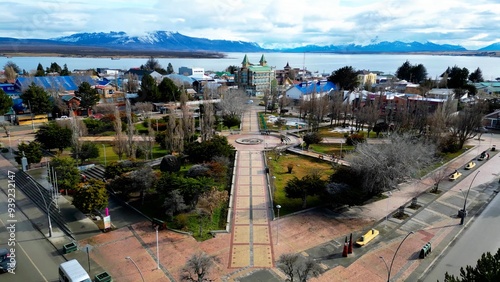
[355,229,379,246]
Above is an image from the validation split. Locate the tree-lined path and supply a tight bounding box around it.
[227,108,278,269]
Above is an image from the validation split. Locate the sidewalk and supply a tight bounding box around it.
[0,151,108,280]
[1,113,499,281]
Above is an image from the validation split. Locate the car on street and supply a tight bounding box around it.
[449,170,462,181]
[0,248,16,273]
[465,161,476,170]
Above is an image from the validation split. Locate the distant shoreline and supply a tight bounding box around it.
[0,45,226,59]
[2,50,499,59]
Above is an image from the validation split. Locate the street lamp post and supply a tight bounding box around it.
[102,144,107,167]
[380,231,414,282]
[460,170,480,225]
[385,191,392,227]
[155,226,160,269]
[276,205,281,245]
[27,176,52,237]
[125,256,145,282]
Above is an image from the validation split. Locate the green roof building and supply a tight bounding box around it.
[235,54,274,96]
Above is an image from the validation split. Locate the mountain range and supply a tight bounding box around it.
[0,31,499,55]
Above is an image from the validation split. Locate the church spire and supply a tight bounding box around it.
[259,54,267,66]
[242,54,250,68]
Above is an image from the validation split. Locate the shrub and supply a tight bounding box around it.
[346,132,366,146]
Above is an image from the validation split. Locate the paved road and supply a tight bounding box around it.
[0,184,65,282]
[422,166,500,281]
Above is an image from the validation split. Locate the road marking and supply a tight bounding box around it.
[0,216,49,281]
[18,242,49,281]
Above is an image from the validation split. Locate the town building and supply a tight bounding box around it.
[285,80,336,101]
[234,54,274,96]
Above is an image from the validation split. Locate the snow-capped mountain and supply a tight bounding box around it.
[1,31,496,54]
[478,42,500,51]
[51,31,264,52]
[279,41,467,53]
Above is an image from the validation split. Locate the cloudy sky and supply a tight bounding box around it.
[1,0,499,50]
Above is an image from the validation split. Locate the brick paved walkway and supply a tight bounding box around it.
[228,109,275,269]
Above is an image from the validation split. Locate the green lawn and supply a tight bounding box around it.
[88,143,168,165]
[267,152,333,215]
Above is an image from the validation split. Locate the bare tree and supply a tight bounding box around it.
[129,166,155,206]
[218,89,248,120]
[137,117,155,160]
[200,93,215,142]
[94,103,117,115]
[357,102,380,137]
[196,187,228,221]
[430,166,453,193]
[133,102,153,119]
[328,91,344,126]
[277,253,322,282]
[125,99,136,158]
[123,73,139,93]
[70,111,88,164]
[112,106,127,160]
[348,134,436,195]
[180,92,195,144]
[180,252,220,282]
[449,101,487,149]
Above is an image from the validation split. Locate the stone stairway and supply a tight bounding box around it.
[16,170,74,239]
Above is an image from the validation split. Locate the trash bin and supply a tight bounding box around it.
[458,209,467,218]
[265,167,269,174]
[95,271,112,282]
[63,242,77,254]
[492,145,496,151]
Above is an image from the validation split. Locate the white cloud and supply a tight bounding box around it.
[0,0,499,49]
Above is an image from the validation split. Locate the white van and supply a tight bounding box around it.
[58,259,91,282]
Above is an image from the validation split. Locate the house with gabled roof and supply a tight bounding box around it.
[285,80,336,101]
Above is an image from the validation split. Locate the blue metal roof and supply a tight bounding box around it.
[165,74,197,84]
[15,76,97,92]
[295,80,336,95]
[0,83,16,94]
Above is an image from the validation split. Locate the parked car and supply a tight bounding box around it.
[0,248,15,273]
[449,170,462,181]
[465,161,476,170]
[478,151,489,161]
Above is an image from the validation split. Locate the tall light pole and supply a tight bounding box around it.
[385,191,392,227]
[276,205,281,245]
[460,170,480,225]
[155,226,160,269]
[380,231,414,282]
[125,256,145,282]
[102,144,107,167]
[27,176,52,237]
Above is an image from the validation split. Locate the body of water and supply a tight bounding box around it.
[1,52,500,80]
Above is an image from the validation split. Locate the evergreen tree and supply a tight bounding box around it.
[166,63,174,74]
[158,77,181,102]
[20,83,52,114]
[327,66,360,91]
[15,141,43,168]
[469,67,484,83]
[0,89,13,115]
[75,82,100,110]
[35,122,72,152]
[73,179,108,213]
[138,74,160,102]
[35,63,45,76]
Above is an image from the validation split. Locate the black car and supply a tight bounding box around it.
[0,248,16,273]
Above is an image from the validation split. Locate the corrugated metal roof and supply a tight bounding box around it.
[15,76,96,92]
[295,80,336,94]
